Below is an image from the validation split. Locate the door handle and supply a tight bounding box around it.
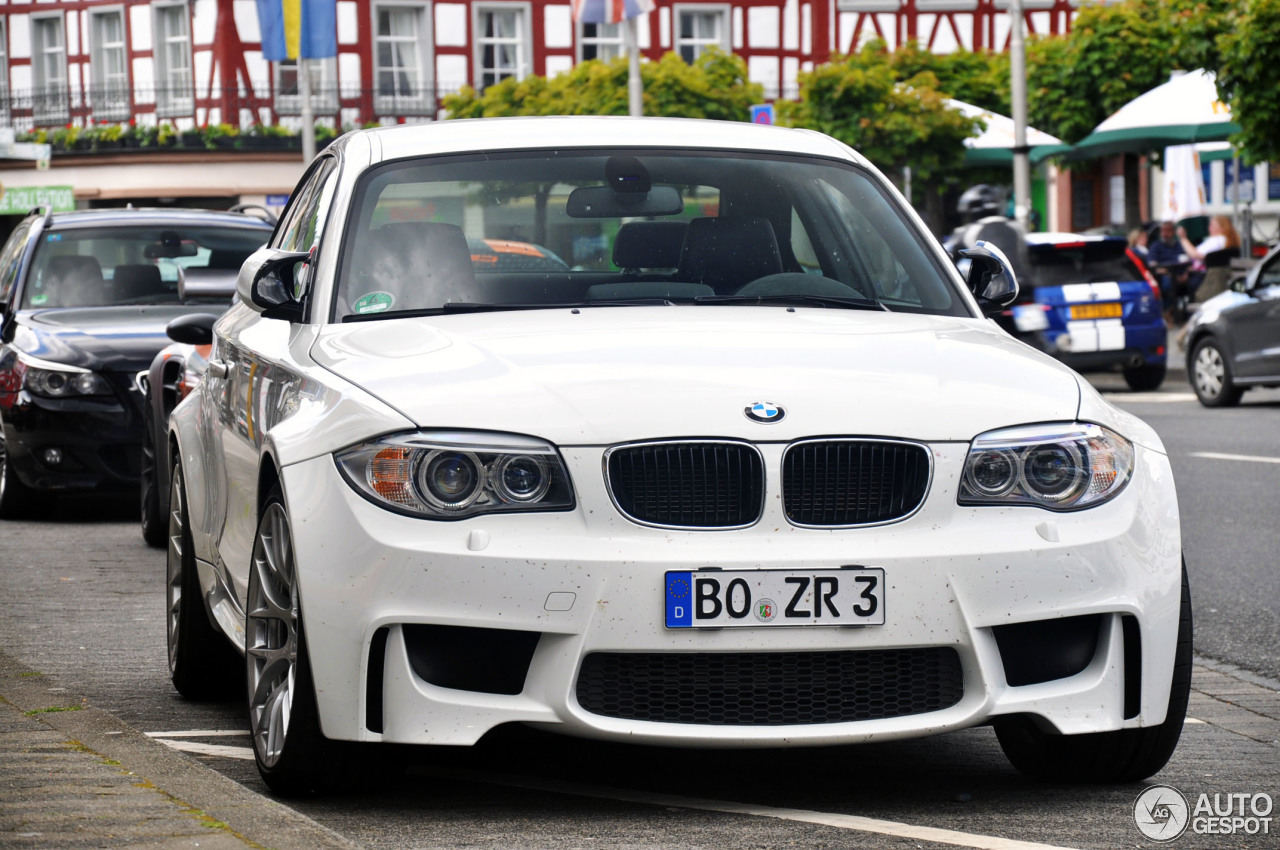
[207,359,230,379]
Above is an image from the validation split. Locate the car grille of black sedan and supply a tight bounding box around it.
[782,440,931,526]
[606,442,765,528]
[575,648,964,725]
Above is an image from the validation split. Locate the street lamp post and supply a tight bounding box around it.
[1009,0,1031,232]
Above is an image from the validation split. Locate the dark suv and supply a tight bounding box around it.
[0,207,273,516]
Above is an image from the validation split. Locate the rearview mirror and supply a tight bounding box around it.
[566,185,684,218]
[959,240,1019,312]
[237,246,310,321]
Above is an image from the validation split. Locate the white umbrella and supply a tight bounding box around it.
[1070,70,1240,160]
[949,99,1069,166]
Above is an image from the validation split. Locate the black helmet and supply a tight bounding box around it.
[957,184,1005,219]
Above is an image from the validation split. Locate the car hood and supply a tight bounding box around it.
[13,306,222,372]
[311,307,1083,445]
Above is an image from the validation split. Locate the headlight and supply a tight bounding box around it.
[23,362,112,398]
[335,431,574,519]
[958,422,1133,511]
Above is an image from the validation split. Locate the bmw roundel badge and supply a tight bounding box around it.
[745,402,785,423]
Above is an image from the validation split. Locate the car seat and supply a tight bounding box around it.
[43,256,106,307]
[676,217,783,294]
[612,221,689,274]
[112,264,169,303]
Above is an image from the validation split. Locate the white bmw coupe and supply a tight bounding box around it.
[164,116,1188,796]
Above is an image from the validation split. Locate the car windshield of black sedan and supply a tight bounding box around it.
[335,150,965,321]
[21,226,268,308]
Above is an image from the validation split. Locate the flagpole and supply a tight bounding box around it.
[625,16,642,117]
[300,58,316,162]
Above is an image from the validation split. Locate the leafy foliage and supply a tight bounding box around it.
[1216,0,1280,162]
[442,51,763,121]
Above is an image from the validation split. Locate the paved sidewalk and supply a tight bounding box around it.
[0,650,359,850]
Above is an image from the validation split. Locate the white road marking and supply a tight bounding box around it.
[145,729,250,738]
[1104,392,1197,403]
[154,739,256,760]
[1190,451,1280,465]
[1186,717,1206,724]
[430,769,1080,850]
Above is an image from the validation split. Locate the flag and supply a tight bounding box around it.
[572,0,655,25]
[256,0,337,61]
[1161,144,1207,222]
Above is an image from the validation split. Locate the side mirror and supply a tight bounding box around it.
[959,240,1019,312]
[166,312,218,346]
[237,246,310,322]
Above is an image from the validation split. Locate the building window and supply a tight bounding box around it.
[89,9,129,120]
[580,22,623,62]
[373,3,432,113]
[674,6,729,63]
[275,58,339,115]
[31,14,69,124]
[474,5,529,91]
[154,3,193,115]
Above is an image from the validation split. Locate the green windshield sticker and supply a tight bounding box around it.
[30,293,48,305]
[353,291,394,314]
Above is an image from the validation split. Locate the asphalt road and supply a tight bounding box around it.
[2,375,1278,849]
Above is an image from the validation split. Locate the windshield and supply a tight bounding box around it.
[21,225,268,308]
[335,150,964,321]
[1026,241,1144,288]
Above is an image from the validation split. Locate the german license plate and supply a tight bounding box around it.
[1069,302,1122,319]
[664,568,885,629]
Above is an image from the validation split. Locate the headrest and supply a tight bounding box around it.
[113,264,166,301]
[612,221,689,270]
[677,217,783,294]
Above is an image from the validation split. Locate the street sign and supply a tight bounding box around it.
[749,103,775,125]
[0,186,76,214]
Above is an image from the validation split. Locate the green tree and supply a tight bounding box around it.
[780,46,983,232]
[442,51,763,121]
[1216,0,1280,163]
[887,40,1011,114]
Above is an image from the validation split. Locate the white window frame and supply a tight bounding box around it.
[153,2,194,116]
[473,3,532,91]
[578,21,624,63]
[89,7,130,121]
[30,12,69,124]
[371,1,434,114]
[274,58,340,115]
[674,5,730,63]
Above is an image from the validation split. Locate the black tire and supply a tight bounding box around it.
[0,430,42,519]
[1123,361,1167,392]
[1190,337,1243,407]
[140,400,166,548]
[246,487,340,796]
[166,460,240,699]
[995,562,1193,784]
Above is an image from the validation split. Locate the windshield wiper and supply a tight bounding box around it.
[691,294,889,311]
[341,299,678,322]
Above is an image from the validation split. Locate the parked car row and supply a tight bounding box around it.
[1,118,1191,799]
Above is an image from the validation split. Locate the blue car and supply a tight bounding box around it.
[1003,233,1167,391]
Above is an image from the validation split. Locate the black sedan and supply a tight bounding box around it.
[0,207,272,516]
[1184,242,1280,406]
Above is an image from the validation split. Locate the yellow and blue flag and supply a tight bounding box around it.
[256,0,337,61]
[572,0,655,24]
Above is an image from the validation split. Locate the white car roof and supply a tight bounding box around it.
[349,116,866,167]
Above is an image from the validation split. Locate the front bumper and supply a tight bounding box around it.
[278,441,1182,749]
[2,380,145,492]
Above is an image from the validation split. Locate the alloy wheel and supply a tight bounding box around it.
[246,502,299,770]
[165,465,186,675]
[1193,344,1226,400]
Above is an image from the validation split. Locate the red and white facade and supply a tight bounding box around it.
[0,0,1122,226]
